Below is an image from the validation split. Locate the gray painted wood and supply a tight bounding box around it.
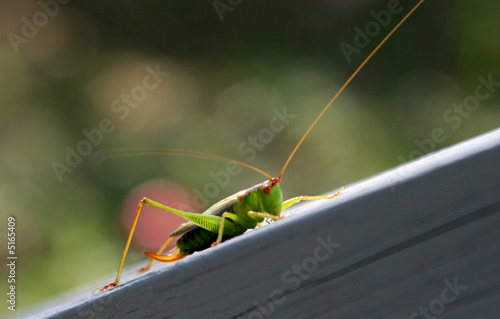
[22,128,500,319]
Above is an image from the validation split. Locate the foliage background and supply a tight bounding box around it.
[0,0,498,315]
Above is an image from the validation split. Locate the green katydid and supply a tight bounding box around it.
[95,0,426,292]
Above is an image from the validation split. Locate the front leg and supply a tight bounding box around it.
[282,187,343,211]
[216,212,253,245]
[248,211,281,221]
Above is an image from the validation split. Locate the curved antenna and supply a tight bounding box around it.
[278,0,426,182]
[93,147,273,180]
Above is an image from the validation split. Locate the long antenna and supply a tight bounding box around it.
[93,148,273,180]
[278,0,426,181]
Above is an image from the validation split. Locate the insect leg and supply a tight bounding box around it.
[248,211,281,221]
[95,197,200,292]
[145,198,233,234]
[216,212,253,244]
[282,187,344,211]
[94,197,155,292]
[137,237,174,273]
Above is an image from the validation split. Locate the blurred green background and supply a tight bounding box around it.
[0,0,499,314]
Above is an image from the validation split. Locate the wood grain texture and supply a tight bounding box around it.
[24,128,500,319]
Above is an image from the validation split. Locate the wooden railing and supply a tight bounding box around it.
[22,128,500,319]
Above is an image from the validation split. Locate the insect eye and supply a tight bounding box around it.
[263,185,271,194]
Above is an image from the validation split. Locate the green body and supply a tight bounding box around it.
[138,177,336,263]
[169,179,283,255]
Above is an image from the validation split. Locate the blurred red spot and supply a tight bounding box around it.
[121,180,199,252]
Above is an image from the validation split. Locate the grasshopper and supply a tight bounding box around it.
[95,0,426,292]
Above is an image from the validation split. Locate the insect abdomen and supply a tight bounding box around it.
[176,228,227,255]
